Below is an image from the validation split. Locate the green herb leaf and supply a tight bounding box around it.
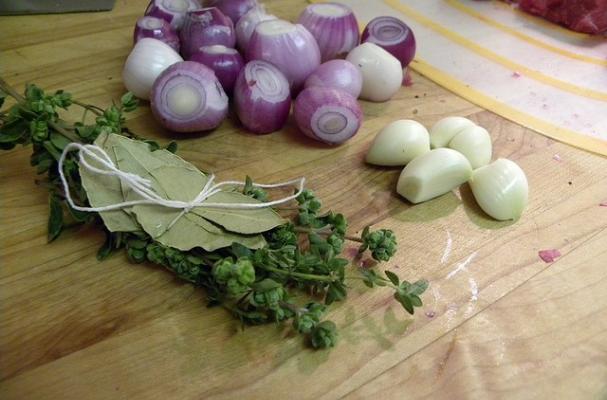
[385,270,400,286]
[47,195,63,242]
[166,141,178,153]
[0,119,29,144]
[49,131,72,151]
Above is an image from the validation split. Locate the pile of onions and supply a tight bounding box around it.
[235,6,277,51]
[150,61,229,132]
[247,19,320,92]
[294,86,362,145]
[123,38,183,100]
[297,2,359,62]
[234,60,291,134]
[179,7,236,59]
[126,1,418,141]
[133,16,180,51]
[361,16,416,68]
[210,0,259,24]
[189,45,244,94]
[144,0,201,30]
[304,59,362,98]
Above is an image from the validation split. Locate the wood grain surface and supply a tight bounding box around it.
[1,1,606,399]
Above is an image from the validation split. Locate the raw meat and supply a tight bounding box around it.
[517,0,607,34]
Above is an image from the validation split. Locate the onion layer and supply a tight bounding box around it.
[304,59,362,98]
[150,61,229,132]
[122,38,183,100]
[294,86,362,145]
[144,0,202,30]
[210,0,258,24]
[235,6,277,51]
[189,45,244,94]
[180,7,236,59]
[246,19,320,92]
[234,60,291,134]
[134,16,180,52]
[297,3,359,62]
[361,16,416,68]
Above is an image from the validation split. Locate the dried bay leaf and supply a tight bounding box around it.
[78,133,139,232]
[192,191,286,234]
[80,133,283,250]
[133,204,266,251]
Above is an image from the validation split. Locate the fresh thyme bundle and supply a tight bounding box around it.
[0,78,427,349]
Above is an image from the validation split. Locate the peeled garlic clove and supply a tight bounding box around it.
[448,125,492,169]
[429,116,476,149]
[366,119,430,166]
[469,158,528,220]
[397,148,472,203]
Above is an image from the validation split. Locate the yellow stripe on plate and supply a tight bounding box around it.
[384,0,607,102]
[445,0,607,67]
[410,58,607,157]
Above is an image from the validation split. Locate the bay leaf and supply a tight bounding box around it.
[192,191,286,234]
[78,133,139,232]
[111,136,208,203]
[133,203,266,251]
[80,133,280,250]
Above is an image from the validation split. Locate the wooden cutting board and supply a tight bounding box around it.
[1,1,606,399]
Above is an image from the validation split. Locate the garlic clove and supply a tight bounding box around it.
[448,125,492,169]
[469,158,528,220]
[366,119,430,166]
[396,148,472,204]
[429,116,476,149]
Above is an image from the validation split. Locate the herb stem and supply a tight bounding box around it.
[344,235,363,243]
[0,77,24,102]
[72,100,104,116]
[294,226,363,243]
[48,120,80,142]
[346,275,398,289]
[259,265,337,283]
[279,301,305,314]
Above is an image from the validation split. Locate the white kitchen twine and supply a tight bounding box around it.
[58,142,305,230]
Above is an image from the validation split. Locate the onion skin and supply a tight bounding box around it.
[209,0,258,24]
[122,38,184,100]
[234,60,291,134]
[304,59,362,98]
[134,16,180,52]
[297,3,359,62]
[150,61,229,132]
[246,20,321,92]
[469,159,528,221]
[361,16,416,68]
[346,42,403,102]
[235,6,278,51]
[180,7,236,59]
[144,0,202,31]
[189,45,244,94]
[293,86,362,145]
